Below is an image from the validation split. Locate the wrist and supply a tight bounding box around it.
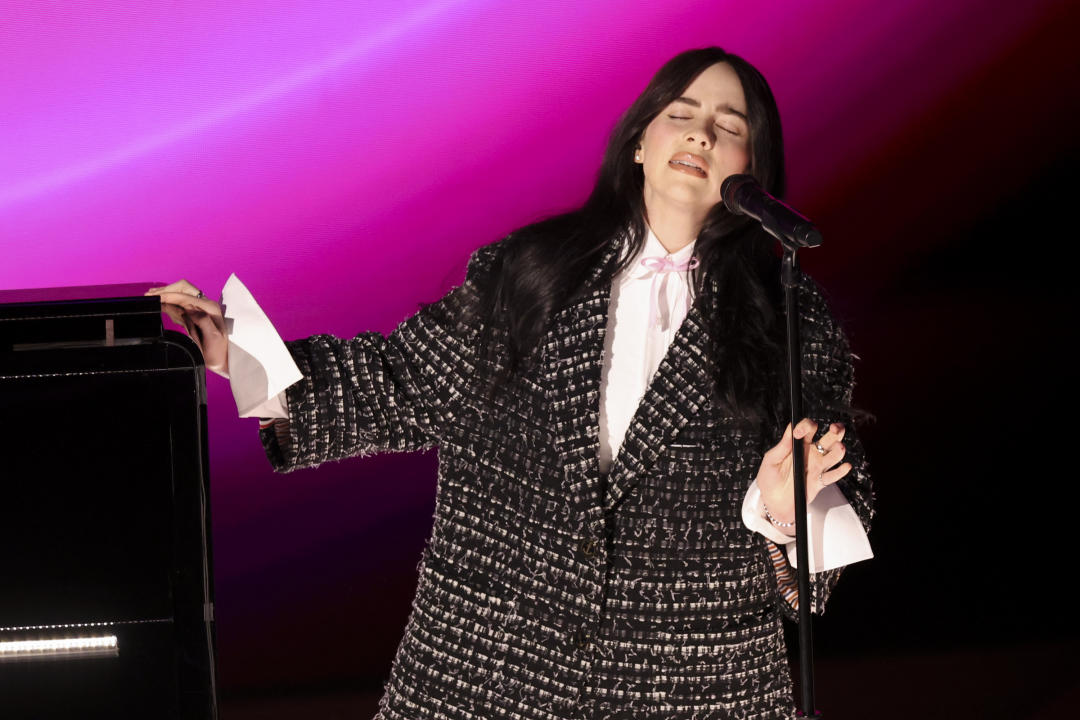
[762,501,797,535]
[758,483,794,522]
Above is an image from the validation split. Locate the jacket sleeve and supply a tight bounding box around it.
[771,274,874,619]
[259,242,501,472]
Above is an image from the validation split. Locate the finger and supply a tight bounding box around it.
[763,423,793,464]
[793,417,818,440]
[193,309,228,340]
[157,291,212,308]
[187,311,225,344]
[821,441,847,470]
[156,292,222,317]
[162,304,186,327]
[207,306,227,337]
[814,422,846,453]
[186,320,201,346]
[819,462,853,487]
[160,303,204,344]
[185,312,230,369]
[805,463,841,503]
[145,279,200,297]
[178,313,200,346]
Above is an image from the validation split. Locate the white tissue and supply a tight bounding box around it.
[220,273,302,417]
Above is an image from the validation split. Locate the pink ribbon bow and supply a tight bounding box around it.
[639,255,700,331]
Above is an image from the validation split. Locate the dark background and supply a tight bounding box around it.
[222,8,1080,716]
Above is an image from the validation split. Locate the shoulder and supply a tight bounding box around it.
[460,215,587,287]
[467,238,506,272]
[796,272,847,343]
[458,238,514,303]
[795,272,858,399]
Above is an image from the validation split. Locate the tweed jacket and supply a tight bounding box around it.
[260,235,873,720]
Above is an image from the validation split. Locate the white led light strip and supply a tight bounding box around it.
[0,635,118,662]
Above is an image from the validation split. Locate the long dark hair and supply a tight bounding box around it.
[478,47,788,423]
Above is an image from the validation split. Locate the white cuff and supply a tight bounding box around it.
[245,390,289,420]
[219,274,302,418]
[741,479,873,572]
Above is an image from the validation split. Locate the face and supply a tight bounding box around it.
[635,62,751,225]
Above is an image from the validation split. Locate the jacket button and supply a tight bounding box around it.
[578,537,598,558]
[572,626,592,650]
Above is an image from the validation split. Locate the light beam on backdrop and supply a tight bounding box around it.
[0,0,467,211]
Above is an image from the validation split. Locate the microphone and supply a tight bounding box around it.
[720,174,823,248]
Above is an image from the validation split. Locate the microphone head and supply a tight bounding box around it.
[720,173,757,215]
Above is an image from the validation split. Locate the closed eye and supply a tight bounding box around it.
[668,115,690,119]
[717,124,739,135]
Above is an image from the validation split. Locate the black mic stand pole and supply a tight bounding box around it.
[780,244,822,718]
[720,174,825,717]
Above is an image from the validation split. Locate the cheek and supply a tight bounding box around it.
[722,140,751,171]
[645,117,685,148]
[641,127,666,158]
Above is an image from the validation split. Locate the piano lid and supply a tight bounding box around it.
[0,282,165,305]
[0,282,167,348]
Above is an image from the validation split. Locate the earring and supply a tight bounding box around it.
[634,148,642,162]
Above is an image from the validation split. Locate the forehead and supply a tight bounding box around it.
[677,62,747,113]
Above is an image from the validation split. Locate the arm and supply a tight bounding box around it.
[768,274,874,619]
[260,242,502,473]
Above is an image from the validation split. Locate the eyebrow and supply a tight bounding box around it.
[673,96,748,122]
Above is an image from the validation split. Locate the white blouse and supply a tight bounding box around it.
[598,228,697,474]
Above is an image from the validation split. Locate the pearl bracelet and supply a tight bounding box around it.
[762,502,795,528]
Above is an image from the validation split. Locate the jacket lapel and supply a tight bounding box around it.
[603,295,713,510]
[545,241,619,525]
[544,237,716,520]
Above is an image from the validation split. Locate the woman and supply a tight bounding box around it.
[151,47,872,720]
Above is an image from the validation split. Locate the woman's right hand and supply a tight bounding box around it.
[145,280,229,375]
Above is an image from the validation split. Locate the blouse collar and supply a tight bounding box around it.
[623,226,698,281]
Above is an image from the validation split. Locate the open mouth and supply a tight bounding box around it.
[668,154,707,178]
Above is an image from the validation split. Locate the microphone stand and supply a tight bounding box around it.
[720,174,825,717]
[780,245,822,718]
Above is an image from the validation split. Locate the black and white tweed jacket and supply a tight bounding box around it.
[261,235,873,720]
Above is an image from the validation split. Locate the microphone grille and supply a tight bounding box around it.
[720,173,756,214]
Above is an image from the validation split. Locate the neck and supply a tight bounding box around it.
[642,191,704,253]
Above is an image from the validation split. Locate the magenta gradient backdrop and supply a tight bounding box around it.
[3,0,1076,698]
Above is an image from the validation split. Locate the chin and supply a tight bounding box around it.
[665,188,717,211]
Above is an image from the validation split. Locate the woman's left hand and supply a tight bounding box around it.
[755,418,851,533]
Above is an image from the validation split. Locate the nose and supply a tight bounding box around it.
[684,120,715,149]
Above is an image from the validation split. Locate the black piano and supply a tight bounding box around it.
[0,284,218,719]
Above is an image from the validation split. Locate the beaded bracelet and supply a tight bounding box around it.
[762,502,795,528]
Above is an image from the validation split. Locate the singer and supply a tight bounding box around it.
[151,47,873,719]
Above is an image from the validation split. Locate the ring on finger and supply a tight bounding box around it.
[814,442,827,456]
[196,291,205,299]
[818,470,827,486]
